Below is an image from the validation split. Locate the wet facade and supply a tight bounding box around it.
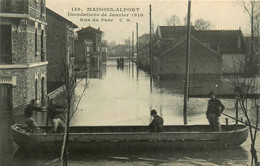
[0,0,47,165]
[111,44,129,57]
[153,36,223,79]
[138,26,247,77]
[46,7,78,92]
[0,0,47,115]
[74,26,103,71]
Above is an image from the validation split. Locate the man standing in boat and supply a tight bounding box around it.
[149,109,164,132]
[24,99,46,132]
[47,99,67,133]
[206,92,225,131]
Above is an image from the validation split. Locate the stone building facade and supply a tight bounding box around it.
[0,0,48,118]
[74,26,103,70]
[46,8,78,93]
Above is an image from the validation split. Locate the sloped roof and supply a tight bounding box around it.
[154,37,186,56]
[158,36,221,58]
[156,26,196,39]
[156,26,246,54]
[46,8,78,28]
[112,44,128,50]
[192,30,246,54]
[77,26,103,34]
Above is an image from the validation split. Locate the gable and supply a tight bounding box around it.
[159,36,221,60]
[157,26,196,39]
[77,26,103,34]
[192,30,246,54]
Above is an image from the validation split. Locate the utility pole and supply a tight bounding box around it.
[128,37,131,76]
[183,0,191,125]
[149,4,153,92]
[136,23,139,80]
[132,31,134,78]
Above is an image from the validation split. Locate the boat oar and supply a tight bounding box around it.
[221,112,260,131]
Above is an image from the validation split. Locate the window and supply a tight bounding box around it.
[35,28,38,55]
[0,25,12,63]
[41,30,44,61]
[41,77,44,100]
[35,79,38,100]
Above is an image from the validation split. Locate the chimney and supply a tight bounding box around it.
[98,27,100,31]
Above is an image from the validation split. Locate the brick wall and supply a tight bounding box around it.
[0,0,47,122]
[0,65,47,107]
[11,22,46,64]
[46,10,67,85]
[28,0,46,20]
[75,41,85,62]
[12,27,28,63]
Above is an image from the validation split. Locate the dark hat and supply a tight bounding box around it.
[150,109,157,115]
[209,91,215,96]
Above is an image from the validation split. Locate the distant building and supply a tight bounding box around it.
[74,26,103,69]
[101,43,108,63]
[138,34,151,46]
[137,34,155,67]
[138,26,247,76]
[155,26,196,39]
[192,30,247,74]
[46,8,78,92]
[0,0,48,117]
[153,36,222,79]
[111,45,129,57]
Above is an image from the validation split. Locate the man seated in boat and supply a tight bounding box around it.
[47,99,67,133]
[24,99,47,133]
[149,109,164,132]
[206,92,225,131]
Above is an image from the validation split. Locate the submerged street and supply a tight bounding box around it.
[4,59,260,166]
[72,59,250,126]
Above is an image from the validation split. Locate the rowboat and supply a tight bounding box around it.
[11,124,248,151]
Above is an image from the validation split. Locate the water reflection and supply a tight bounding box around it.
[12,145,248,166]
[0,112,15,166]
[4,59,259,165]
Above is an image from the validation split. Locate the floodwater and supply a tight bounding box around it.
[2,59,260,166]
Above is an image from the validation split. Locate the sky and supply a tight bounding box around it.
[46,0,251,44]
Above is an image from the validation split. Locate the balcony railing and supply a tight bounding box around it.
[0,1,29,14]
[0,53,12,64]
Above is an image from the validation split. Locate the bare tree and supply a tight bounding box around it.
[194,18,213,30]
[228,73,260,166]
[240,0,260,74]
[62,59,88,166]
[183,15,193,26]
[123,38,130,45]
[166,15,181,26]
[109,40,117,48]
[42,51,88,166]
[225,2,260,165]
